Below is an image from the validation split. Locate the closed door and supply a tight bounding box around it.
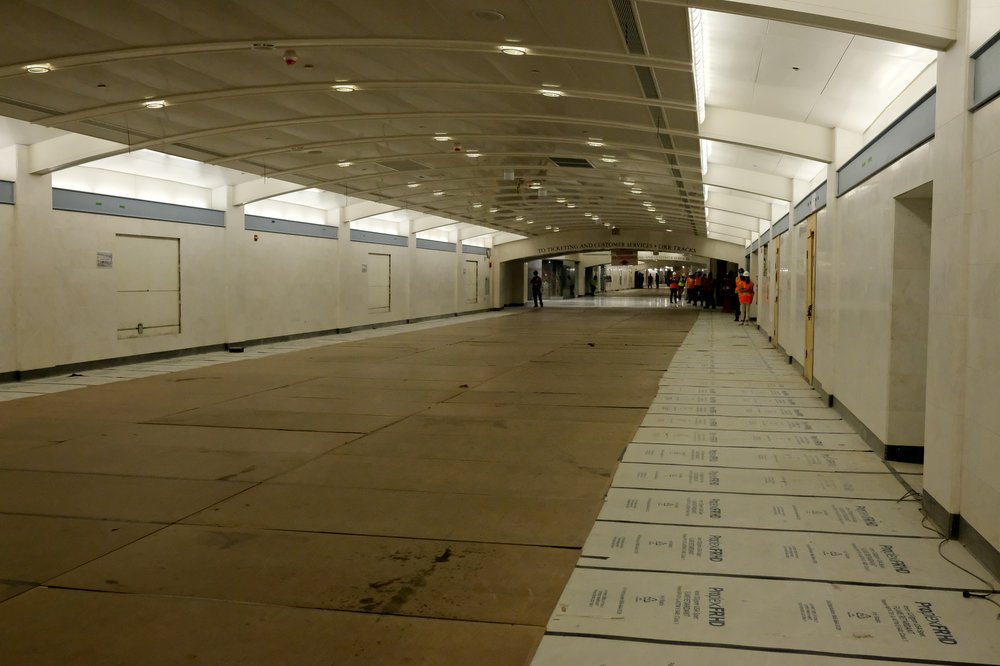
[366,253,391,313]
[463,260,478,304]
[804,215,818,382]
[115,234,180,339]
[773,235,781,347]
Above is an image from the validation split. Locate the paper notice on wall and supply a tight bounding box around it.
[651,393,825,407]
[621,444,887,473]
[612,463,909,500]
[532,635,907,666]
[579,522,994,590]
[598,488,929,536]
[641,414,856,434]
[646,403,839,419]
[545,569,1000,665]
[96,251,113,268]
[633,427,869,450]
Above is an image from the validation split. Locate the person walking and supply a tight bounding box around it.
[737,274,755,324]
[702,272,716,309]
[530,270,543,307]
[733,269,745,321]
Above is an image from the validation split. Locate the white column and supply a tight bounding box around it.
[922,1,974,530]
[212,186,247,346]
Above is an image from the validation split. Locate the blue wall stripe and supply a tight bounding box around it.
[53,189,225,227]
[771,213,790,239]
[972,30,1000,110]
[794,181,827,224]
[837,90,935,197]
[350,228,408,247]
[462,244,489,256]
[245,214,337,239]
[416,238,455,252]
[0,180,13,205]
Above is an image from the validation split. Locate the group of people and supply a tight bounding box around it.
[652,268,757,324]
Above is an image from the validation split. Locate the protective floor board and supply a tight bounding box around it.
[634,427,870,450]
[622,444,888,473]
[656,386,819,398]
[659,379,808,389]
[599,488,929,537]
[646,404,838,419]
[579,522,996,590]
[532,635,905,666]
[641,414,855,434]
[651,394,826,407]
[612,464,908,500]
[545,569,1000,666]
[663,372,803,382]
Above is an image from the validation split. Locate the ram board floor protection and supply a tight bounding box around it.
[535,313,1000,666]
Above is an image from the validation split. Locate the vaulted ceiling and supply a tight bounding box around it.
[0,0,950,246]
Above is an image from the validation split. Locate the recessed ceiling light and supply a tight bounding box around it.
[631,188,643,195]
[658,220,666,224]
[526,220,534,224]
[584,212,592,217]
[601,156,617,163]
[528,181,542,189]
[466,152,482,158]
[566,203,576,208]
[23,63,51,74]
[142,100,166,109]
[647,207,656,212]
[433,190,445,196]
[586,140,604,147]
[489,206,499,213]
[407,182,420,188]
[515,215,524,221]
[539,88,563,97]
[499,45,527,56]
[332,84,357,92]
[603,222,611,227]
[472,202,483,208]
[433,134,452,142]
[553,227,560,232]
[545,225,552,229]
[337,161,353,167]
[555,197,567,203]
[593,216,600,221]
[666,229,673,232]
[623,180,635,186]
[642,201,652,206]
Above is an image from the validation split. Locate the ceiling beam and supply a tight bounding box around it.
[703,164,793,201]
[411,216,455,233]
[707,209,763,232]
[706,191,774,219]
[233,178,305,206]
[701,106,833,162]
[27,134,128,174]
[645,0,957,50]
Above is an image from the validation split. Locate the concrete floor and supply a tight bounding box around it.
[0,293,698,664]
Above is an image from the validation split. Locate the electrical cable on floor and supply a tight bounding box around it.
[919,511,1000,614]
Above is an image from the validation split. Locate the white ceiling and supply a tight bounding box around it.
[0,1,943,247]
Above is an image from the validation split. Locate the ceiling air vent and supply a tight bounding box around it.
[375,159,427,172]
[549,156,593,168]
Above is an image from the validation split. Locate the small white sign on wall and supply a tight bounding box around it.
[97,251,113,268]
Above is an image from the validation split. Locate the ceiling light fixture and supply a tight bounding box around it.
[466,152,482,158]
[142,100,166,109]
[584,212,592,217]
[499,45,527,56]
[24,63,51,74]
[472,202,483,208]
[555,197,567,204]
[432,190,445,196]
[631,188,643,195]
[489,206,499,213]
[528,181,541,189]
[601,155,617,163]
[586,139,604,147]
[515,216,524,221]
[433,134,452,142]
[545,225,552,230]
[526,220,534,224]
[566,203,576,208]
[539,88,563,97]
[623,180,635,186]
[407,182,420,188]
[337,161,353,167]
[332,84,357,92]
